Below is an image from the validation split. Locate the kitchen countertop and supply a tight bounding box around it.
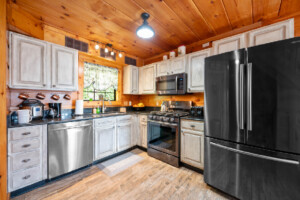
[8,111,152,128]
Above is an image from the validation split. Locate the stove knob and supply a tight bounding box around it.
[170,117,175,122]
[153,116,156,120]
[160,116,164,121]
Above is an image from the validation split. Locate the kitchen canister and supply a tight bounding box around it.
[170,51,176,59]
[163,55,168,60]
[17,109,32,124]
[75,100,84,115]
[178,45,186,56]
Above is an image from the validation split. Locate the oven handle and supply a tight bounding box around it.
[148,120,178,128]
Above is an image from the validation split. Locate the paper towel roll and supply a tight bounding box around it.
[75,100,84,115]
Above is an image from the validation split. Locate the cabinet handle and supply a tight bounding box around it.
[190,125,195,128]
[188,88,191,91]
[23,175,31,180]
[22,144,31,148]
[22,159,31,163]
[22,132,31,136]
[53,85,56,87]
[43,84,46,87]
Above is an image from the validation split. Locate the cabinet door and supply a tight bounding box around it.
[131,67,139,94]
[138,67,143,94]
[180,129,204,169]
[187,49,210,93]
[51,44,78,91]
[170,56,186,74]
[140,123,148,148]
[117,123,132,152]
[212,34,246,55]
[131,115,139,146]
[9,32,49,89]
[94,125,116,160]
[142,64,156,94]
[157,61,169,76]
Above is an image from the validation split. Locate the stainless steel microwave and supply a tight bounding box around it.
[156,73,187,95]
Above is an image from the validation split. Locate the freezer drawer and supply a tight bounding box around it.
[204,137,300,200]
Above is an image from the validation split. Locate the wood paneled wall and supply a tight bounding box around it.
[0,0,8,199]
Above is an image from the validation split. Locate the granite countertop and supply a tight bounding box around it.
[181,115,205,122]
[8,111,152,128]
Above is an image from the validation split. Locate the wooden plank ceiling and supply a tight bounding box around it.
[11,0,300,59]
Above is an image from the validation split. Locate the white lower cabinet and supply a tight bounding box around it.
[117,123,132,152]
[7,125,47,192]
[139,115,148,148]
[180,120,204,169]
[94,124,116,160]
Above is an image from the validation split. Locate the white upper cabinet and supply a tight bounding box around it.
[51,44,78,91]
[212,33,246,55]
[157,60,169,77]
[140,63,156,94]
[170,56,187,75]
[123,65,139,94]
[248,19,294,47]
[187,49,211,93]
[9,32,49,89]
[9,32,78,91]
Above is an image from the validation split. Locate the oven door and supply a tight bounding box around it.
[156,73,186,95]
[147,120,179,157]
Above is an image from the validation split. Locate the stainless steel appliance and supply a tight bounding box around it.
[156,73,187,95]
[48,120,93,179]
[204,38,300,200]
[48,103,62,118]
[147,101,191,167]
[19,99,44,119]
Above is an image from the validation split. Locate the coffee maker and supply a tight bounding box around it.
[48,103,62,118]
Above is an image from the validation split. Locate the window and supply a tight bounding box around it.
[83,62,118,101]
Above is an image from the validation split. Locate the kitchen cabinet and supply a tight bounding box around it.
[94,118,116,160]
[123,65,139,94]
[157,56,187,77]
[187,49,211,93]
[248,19,294,47]
[7,125,47,192]
[117,122,132,152]
[9,32,49,89]
[139,115,148,148]
[212,33,246,55]
[180,119,204,169]
[9,32,78,91]
[140,64,156,94]
[51,44,78,91]
[131,114,139,146]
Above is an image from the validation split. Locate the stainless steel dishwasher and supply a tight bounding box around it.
[48,120,93,179]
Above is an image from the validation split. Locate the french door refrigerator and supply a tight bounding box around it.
[204,38,300,200]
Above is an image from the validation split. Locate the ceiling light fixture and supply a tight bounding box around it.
[136,13,155,39]
[94,43,100,50]
[119,52,123,58]
[111,51,114,56]
[104,46,109,53]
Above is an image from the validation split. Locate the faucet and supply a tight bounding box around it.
[99,95,111,113]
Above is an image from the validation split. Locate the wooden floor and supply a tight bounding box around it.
[12,149,233,200]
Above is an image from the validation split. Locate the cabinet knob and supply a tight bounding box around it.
[43,84,46,87]
[23,175,31,180]
[22,132,31,136]
[53,85,56,87]
[190,125,195,128]
[188,88,191,91]
[22,159,31,163]
[22,144,31,148]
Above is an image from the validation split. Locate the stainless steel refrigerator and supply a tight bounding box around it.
[204,38,300,200]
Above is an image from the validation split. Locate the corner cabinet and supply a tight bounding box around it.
[51,44,78,91]
[123,65,139,94]
[187,49,211,93]
[212,33,246,55]
[9,32,49,89]
[140,64,156,94]
[248,19,294,47]
[9,32,78,91]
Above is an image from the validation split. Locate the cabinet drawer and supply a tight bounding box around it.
[181,120,204,131]
[8,126,41,141]
[8,138,40,154]
[94,118,115,127]
[11,150,40,172]
[117,115,132,122]
[10,166,42,191]
[139,115,147,122]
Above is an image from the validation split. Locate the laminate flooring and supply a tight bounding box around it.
[12,149,233,200]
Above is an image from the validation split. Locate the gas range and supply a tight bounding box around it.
[148,111,189,124]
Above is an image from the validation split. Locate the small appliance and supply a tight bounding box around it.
[156,73,187,95]
[48,103,62,118]
[17,110,32,124]
[19,99,44,119]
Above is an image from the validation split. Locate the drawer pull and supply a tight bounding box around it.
[22,144,31,148]
[22,175,31,180]
[22,159,31,163]
[190,125,195,128]
[22,132,31,136]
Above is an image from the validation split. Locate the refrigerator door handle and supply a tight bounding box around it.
[247,63,252,131]
[239,64,244,130]
[210,142,299,165]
